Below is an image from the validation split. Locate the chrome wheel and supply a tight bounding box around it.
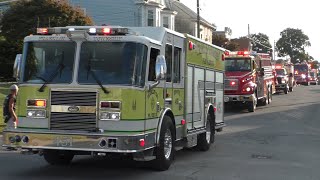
[164,129,172,160]
[206,120,211,144]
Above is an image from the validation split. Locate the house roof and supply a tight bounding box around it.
[171,0,216,29]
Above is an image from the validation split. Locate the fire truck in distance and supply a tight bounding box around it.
[224,51,275,112]
[294,63,311,86]
[274,64,292,93]
[309,68,319,85]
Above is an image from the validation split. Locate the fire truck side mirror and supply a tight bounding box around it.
[13,54,22,81]
[148,55,167,91]
[155,55,167,81]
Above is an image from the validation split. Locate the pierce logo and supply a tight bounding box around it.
[68,106,80,112]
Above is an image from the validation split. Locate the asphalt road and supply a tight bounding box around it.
[1,85,320,180]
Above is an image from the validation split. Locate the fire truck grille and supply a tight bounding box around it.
[50,113,96,131]
[50,91,97,131]
[51,91,97,106]
[277,77,283,84]
[224,79,239,90]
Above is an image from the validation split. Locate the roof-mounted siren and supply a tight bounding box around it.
[88,27,129,36]
[237,51,250,56]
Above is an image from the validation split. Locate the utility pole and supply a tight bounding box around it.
[197,0,200,39]
[273,40,276,61]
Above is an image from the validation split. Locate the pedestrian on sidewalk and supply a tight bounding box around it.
[3,84,19,129]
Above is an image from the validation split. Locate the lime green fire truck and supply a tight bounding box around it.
[3,26,225,170]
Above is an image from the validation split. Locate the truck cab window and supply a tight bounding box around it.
[165,44,172,82]
[148,48,160,81]
[173,47,181,83]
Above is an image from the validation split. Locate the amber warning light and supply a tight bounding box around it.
[27,100,46,107]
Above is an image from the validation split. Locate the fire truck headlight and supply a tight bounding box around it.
[27,110,46,118]
[246,87,251,92]
[109,112,120,120]
[100,112,120,120]
[301,74,306,79]
[100,112,109,120]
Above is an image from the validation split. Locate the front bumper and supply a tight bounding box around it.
[2,130,156,153]
[224,94,254,103]
[275,84,287,90]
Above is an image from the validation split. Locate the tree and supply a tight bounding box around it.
[250,33,272,53]
[276,28,311,64]
[0,0,93,80]
[311,61,319,69]
[225,41,240,51]
[212,34,240,51]
[212,34,229,47]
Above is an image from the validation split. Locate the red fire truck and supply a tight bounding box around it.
[294,63,311,85]
[310,68,319,85]
[224,51,275,112]
[274,64,290,93]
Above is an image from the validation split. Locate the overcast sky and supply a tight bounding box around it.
[180,0,319,60]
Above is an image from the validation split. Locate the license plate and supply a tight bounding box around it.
[54,136,73,147]
[224,97,229,102]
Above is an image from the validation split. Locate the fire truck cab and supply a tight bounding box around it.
[294,63,311,86]
[224,51,275,112]
[274,64,290,94]
[310,69,319,85]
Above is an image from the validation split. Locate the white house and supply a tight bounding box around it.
[69,0,177,30]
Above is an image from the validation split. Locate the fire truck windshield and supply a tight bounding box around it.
[225,58,251,72]
[275,69,286,76]
[78,42,148,87]
[23,42,76,84]
[310,72,315,77]
[294,64,309,72]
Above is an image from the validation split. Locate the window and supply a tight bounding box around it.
[23,42,76,84]
[173,47,181,83]
[148,48,160,81]
[165,44,172,82]
[78,42,148,87]
[163,16,169,28]
[147,10,154,26]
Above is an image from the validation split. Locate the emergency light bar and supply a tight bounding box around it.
[36,27,129,36]
[226,51,251,57]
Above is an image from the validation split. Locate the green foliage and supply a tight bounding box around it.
[0,83,11,132]
[251,33,272,53]
[225,41,240,51]
[0,0,93,80]
[212,34,228,47]
[276,28,311,63]
[1,0,93,44]
[0,38,19,81]
[212,34,240,51]
[311,61,319,69]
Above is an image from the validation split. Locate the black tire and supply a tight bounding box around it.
[289,87,293,92]
[43,150,74,165]
[197,113,215,151]
[248,100,256,112]
[284,85,289,94]
[152,115,175,171]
